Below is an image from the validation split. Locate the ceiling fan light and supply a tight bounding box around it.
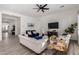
[33,4,49,12]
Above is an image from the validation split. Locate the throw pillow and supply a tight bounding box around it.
[50,35,57,41]
[34,36,43,40]
[28,32,32,35]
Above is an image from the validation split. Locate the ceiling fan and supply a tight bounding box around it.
[33,4,49,12]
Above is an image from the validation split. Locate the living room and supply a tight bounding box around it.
[0,4,79,55]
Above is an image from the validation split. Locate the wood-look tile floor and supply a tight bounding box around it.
[0,32,79,55]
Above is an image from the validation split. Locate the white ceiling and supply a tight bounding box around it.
[0,4,78,18]
[2,14,19,23]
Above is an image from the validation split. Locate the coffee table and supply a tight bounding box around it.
[48,39,68,54]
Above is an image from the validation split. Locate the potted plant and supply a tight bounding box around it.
[64,23,77,34]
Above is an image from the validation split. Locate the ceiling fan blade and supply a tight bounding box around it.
[33,8,39,9]
[42,9,44,12]
[36,4,40,8]
[43,8,49,10]
[42,4,47,8]
[37,9,40,12]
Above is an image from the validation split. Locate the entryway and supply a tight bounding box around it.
[2,13,20,40]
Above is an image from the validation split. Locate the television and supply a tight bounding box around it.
[48,22,59,29]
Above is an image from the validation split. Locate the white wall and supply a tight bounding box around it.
[20,16,37,34]
[0,13,2,40]
[37,9,78,40]
[78,15,79,44]
[15,17,20,35]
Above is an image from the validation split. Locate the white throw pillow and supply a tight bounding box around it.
[28,32,31,35]
[33,31,37,34]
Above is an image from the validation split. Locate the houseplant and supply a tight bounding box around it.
[64,23,77,34]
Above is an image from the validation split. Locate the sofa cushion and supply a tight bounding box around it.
[28,32,32,35]
[34,34,44,40]
[34,36,43,40]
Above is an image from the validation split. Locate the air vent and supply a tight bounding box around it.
[60,5,64,8]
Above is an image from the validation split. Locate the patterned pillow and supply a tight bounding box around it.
[50,35,57,41]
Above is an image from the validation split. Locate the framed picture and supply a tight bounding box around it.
[27,23,34,27]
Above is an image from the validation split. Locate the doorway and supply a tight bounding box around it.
[2,14,20,40]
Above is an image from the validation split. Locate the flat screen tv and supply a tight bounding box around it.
[48,22,59,29]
